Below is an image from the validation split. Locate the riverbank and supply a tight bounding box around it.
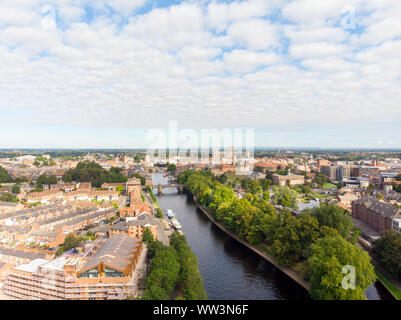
[358,238,399,300]
[193,196,310,292]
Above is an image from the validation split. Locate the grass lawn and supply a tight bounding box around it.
[322,182,337,189]
[375,268,401,300]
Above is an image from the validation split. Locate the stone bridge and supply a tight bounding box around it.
[147,184,184,195]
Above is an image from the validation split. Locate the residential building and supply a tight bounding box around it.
[2,234,146,300]
[352,196,401,235]
[320,165,338,181]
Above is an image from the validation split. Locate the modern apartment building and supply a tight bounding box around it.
[2,234,146,300]
[320,165,338,181]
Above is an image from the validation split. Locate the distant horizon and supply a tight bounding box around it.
[1,147,401,152]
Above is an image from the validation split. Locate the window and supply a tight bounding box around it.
[104,267,124,278]
[79,268,99,278]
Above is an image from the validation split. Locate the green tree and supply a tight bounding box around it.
[260,178,271,191]
[142,227,155,245]
[62,161,127,187]
[144,246,181,299]
[63,234,85,251]
[0,193,19,203]
[156,208,164,219]
[167,164,177,174]
[240,179,262,194]
[269,212,322,266]
[219,174,228,185]
[302,185,312,194]
[36,174,57,187]
[305,204,359,243]
[313,173,328,188]
[372,230,401,279]
[170,232,208,300]
[272,186,299,209]
[12,185,20,194]
[308,235,376,300]
[0,166,14,183]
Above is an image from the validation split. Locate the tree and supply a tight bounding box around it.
[260,178,271,191]
[0,193,19,203]
[272,186,299,209]
[262,191,270,201]
[255,166,265,173]
[134,154,141,163]
[269,212,323,266]
[242,179,262,194]
[302,185,312,194]
[142,227,155,245]
[167,164,177,174]
[170,232,208,300]
[0,166,14,183]
[116,185,124,193]
[219,174,228,185]
[62,161,127,187]
[36,174,57,187]
[308,235,376,300]
[12,185,20,194]
[144,246,181,300]
[313,173,328,188]
[63,234,85,251]
[156,208,164,219]
[132,173,146,185]
[372,230,401,279]
[305,204,359,243]
[62,173,73,182]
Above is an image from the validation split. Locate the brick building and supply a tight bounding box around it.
[352,196,401,235]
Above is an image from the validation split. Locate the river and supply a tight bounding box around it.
[152,173,392,300]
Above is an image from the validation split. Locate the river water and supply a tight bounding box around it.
[152,173,392,300]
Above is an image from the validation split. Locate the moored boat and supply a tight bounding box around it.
[171,217,182,230]
[167,209,175,218]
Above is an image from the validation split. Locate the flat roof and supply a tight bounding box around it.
[13,258,50,273]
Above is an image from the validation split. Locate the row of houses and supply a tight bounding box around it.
[26,189,119,204]
[0,206,117,248]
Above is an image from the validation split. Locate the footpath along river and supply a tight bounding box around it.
[152,173,392,300]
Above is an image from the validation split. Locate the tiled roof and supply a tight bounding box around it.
[354,196,401,218]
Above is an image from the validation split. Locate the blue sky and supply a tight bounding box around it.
[0,0,400,149]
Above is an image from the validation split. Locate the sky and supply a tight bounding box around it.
[0,0,401,149]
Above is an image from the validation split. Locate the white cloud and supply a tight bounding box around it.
[224,50,279,73]
[106,0,147,14]
[227,19,279,50]
[0,0,400,148]
[289,42,345,59]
